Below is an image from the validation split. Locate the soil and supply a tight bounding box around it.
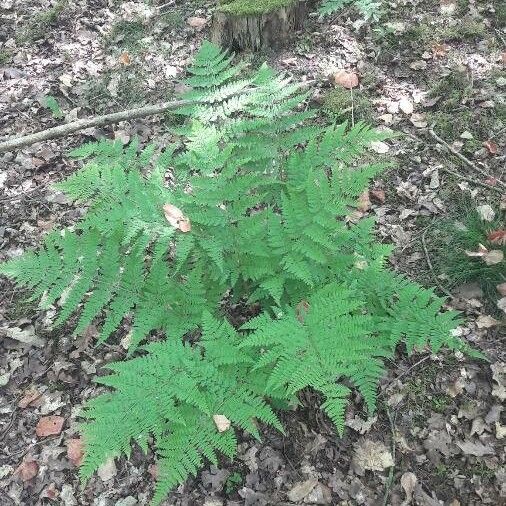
[0,1,504,505]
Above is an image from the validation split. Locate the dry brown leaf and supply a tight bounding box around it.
[484,249,504,266]
[35,415,64,437]
[357,190,371,212]
[496,282,506,296]
[163,203,191,233]
[18,387,43,409]
[476,315,499,329]
[66,438,84,467]
[332,70,359,89]
[118,52,131,66]
[187,16,207,29]
[432,43,449,57]
[483,140,498,154]
[296,300,310,323]
[14,457,38,481]
[370,189,386,203]
[488,229,506,246]
[213,414,231,432]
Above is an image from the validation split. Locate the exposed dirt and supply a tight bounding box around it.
[0,0,504,505]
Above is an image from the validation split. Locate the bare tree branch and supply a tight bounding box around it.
[0,99,192,154]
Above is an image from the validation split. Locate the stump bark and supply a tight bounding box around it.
[211,0,312,51]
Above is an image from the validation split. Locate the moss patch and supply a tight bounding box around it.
[218,0,297,16]
[322,87,373,122]
[16,0,69,44]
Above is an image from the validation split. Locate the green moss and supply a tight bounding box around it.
[428,203,506,312]
[218,0,297,15]
[16,0,69,44]
[322,87,373,122]
[0,49,13,65]
[108,19,146,51]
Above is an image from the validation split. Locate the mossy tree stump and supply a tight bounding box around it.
[211,0,312,51]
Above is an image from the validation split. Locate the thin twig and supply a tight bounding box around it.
[438,165,504,194]
[421,226,454,299]
[404,130,503,193]
[0,185,47,203]
[382,407,397,506]
[428,126,506,190]
[0,99,193,154]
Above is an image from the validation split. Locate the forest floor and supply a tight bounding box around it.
[0,0,505,505]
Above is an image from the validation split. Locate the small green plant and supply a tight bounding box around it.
[319,0,383,22]
[41,95,64,119]
[0,49,13,65]
[0,42,481,505]
[108,19,146,50]
[17,0,69,44]
[430,205,505,305]
[322,87,373,123]
[225,471,243,494]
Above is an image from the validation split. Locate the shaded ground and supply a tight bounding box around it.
[0,0,505,505]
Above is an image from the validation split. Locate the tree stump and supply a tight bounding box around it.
[211,0,313,51]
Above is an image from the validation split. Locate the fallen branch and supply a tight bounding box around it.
[0,99,192,154]
[428,126,506,190]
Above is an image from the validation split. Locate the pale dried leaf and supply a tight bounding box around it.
[456,440,494,456]
[476,204,495,222]
[163,203,191,233]
[496,283,506,296]
[98,458,117,481]
[484,249,503,266]
[399,98,414,115]
[476,315,499,329]
[213,414,231,432]
[353,439,394,471]
[400,472,417,504]
[287,479,318,502]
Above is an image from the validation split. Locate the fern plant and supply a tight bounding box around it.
[0,42,480,504]
[319,0,383,22]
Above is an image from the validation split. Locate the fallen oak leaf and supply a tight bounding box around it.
[483,140,498,155]
[163,203,191,232]
[66,438,84,466]
[35,415,64,437]
[18,387,43,408]
[488,229,506,246]
[14,456,38,481]
[332,70,359,89]
[118,52,131,66]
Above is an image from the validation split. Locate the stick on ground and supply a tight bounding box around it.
[0,99,191,154]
